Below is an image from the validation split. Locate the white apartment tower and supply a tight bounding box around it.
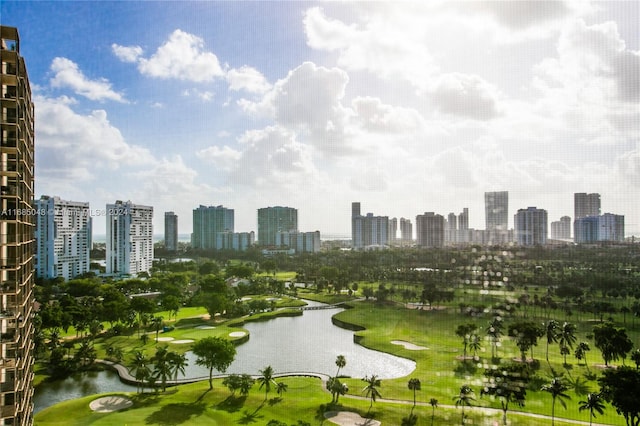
[106,201,153,276]
[35,196,91,280]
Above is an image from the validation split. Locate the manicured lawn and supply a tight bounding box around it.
[34,376,610,426]
[38,292,634,425]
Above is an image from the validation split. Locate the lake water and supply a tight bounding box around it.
[34,300,415,412]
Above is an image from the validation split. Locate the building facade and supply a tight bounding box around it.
[191,205,234,250]
[514,207,547,246]
[275,230,321,253]
[399,218,413,245]
[215,231,255,251]
[35,196,91,280]
[416,212,445,248]
[485,191,509,231]
[388,217,398,245]
[164,211,178,251]
[106,201,153,276]
[575,213,624,243]
[351,202,389,249]
[599,213,624,242]
[0,26,35,426]
[257,206,297,246]
[550,216,571,240]
[574,193,600,220]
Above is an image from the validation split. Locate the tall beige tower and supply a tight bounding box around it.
[0,26,35,425]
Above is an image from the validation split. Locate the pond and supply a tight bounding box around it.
[35,299,416,412]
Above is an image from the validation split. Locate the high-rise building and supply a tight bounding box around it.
[485,191,508,231]
[257,206,297,246]
[191,205,234,250]
[575,213,624,243]
[106,201,153,276]
[276,230,321,253]
[400,218,413,244]
[164,211,178,251]
[388,217,398,245]
[550,216,571,240]
[514,207,547,246]
[446,212,457,244]
[416,212,445,248]
[215,231,255,251]
[351,203,389,249]
[599,213,624,242]
[574,193,601,243]
[0,26,35,425]
[35,196,91,280]
[458,208,469,230]
[574,193,600,220]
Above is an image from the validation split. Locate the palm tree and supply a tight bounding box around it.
[335,354,346,377]
[129,350,151,393]
[152,346,172,392]
[276,381,288,398]
[453,384,475,425]
[574,342,591,371]
[544,319,559,364]
[429,398,438,426]
[327,377,347,404]
[468,334,482,358]
[168,351,188,382]
[362,375,382,411]
[239,374,255,396]
[151,316,164,343]
[486,317,503,359]
[407,378,421,413]
[578,392,605,426]
[541,377,571,426]
[558,322,577,365]
[258,365,276,401]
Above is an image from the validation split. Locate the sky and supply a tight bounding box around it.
[2,1,639,237]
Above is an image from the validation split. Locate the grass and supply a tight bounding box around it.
[34,376,597,426]
[37,284,637,425]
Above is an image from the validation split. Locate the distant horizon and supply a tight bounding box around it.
[91,233,353,244]
[4,2,638,238]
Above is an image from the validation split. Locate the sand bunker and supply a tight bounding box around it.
[229,331,246,338]
[89,396,133,413]
[170,339,194,344]
[195,325,216,330]
[391,340,428,350]
[156,337,174,342]
[324,411,381,426]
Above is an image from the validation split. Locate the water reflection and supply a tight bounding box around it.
[35,300,415,412]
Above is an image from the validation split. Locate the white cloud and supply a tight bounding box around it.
[49,57,127,102]
[351,97,424,133]
[429,73,502,120]
[136,29,225,82]
[111,43,143,63]
[304,6,437,91]
[129,155,212,202]
[227,66,271,94]
[216,126,317,189]
[535,19,640,103]
[35,95,155,172]
[197,145,242,172]
[182,88,215,102]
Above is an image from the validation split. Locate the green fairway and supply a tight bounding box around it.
[36,296,632,425]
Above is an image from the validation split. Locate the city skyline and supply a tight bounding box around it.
[2,1,639,236]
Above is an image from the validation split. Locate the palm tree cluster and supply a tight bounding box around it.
[128,346,187,393]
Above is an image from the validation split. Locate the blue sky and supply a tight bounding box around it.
[2,1,639,236]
